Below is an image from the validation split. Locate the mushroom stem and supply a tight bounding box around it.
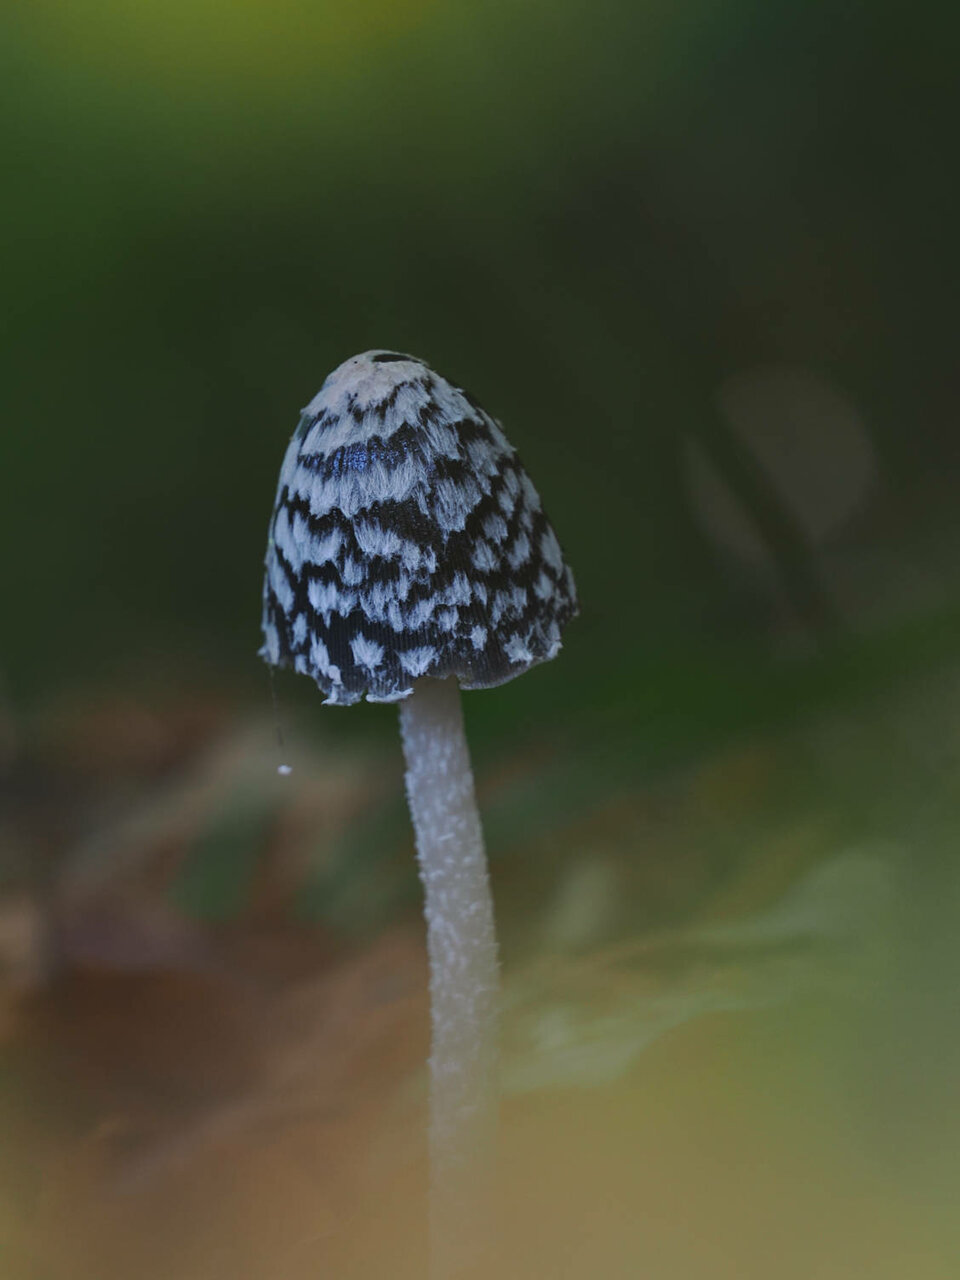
[399,676,500,1279]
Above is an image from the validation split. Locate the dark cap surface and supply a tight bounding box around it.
[261,350,578,705]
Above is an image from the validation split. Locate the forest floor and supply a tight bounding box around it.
[1,663,959,1278]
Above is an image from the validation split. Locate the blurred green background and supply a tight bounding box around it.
[2,3,960,1277]
[3,0,958,713]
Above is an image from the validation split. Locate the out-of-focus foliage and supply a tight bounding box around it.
[2,0,958,718]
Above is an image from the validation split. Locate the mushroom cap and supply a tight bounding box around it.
[261,350,578,705]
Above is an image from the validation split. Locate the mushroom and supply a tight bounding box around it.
[260,350,577,1275]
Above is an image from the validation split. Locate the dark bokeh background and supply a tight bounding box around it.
[4,0,958,711]
[2,4,960,1277]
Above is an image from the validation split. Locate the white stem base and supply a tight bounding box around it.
[399,677,500,1279]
